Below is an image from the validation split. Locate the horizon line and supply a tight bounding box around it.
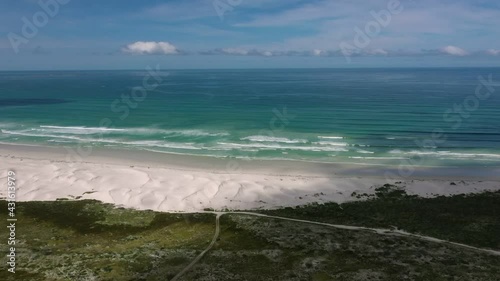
[1,66,500,72]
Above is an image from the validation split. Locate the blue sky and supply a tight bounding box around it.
[1,0,500,70]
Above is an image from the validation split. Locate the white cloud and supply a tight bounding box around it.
[439,45,468,56]
[486,49,500,56]
[221,48,249,55]
[235,0,500,54]
[203,48,281,56]
[200,46,500,58]
[312,49,323,56]
[122,41,179,55]
[366,49,388,55]
[262,51,273,57]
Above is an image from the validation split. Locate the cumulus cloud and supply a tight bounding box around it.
[312,49,323,56]
[486,49,500,56]
[202,48,282,57]
[202,48,391,57]
[439,45,468,56]
[122,41,179,55]
[219,48,250,56]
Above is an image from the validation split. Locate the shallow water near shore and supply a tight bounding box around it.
[1,68,500,167]
[2,143,500,181]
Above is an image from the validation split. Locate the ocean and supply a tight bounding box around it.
[1,68,499,167]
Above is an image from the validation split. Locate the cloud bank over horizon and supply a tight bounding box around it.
[125,44,499,58]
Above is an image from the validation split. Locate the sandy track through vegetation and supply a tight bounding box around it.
[172,211,500,280]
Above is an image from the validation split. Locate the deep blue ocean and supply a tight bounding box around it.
[1,68,499,166]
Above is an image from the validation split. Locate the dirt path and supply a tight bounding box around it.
[170,213,222,281]
[233,211,500,256]
[172,211,500,280]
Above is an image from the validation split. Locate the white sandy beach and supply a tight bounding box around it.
[1,143,499,212]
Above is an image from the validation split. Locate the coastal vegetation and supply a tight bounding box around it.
[1,189,499,280]
[262,185,500,249]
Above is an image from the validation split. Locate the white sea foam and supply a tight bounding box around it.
[385,136,416,140]
[125,140,202,150]
[390,150,500,159]
[39,126,125,135]
[47,139,74,143]
[318,136,344,140]
[349,156,409,160]
[72,138,202,150]
[217,142,348,152]
[241,135,307,144]
[312,141,349,147]
[40,125,125,131]
[164,129,229,137]
[2,130,91,141]
[356,150,375,154]
[140,148,224,158]
[35,126,228,137]
[3,130,203,150]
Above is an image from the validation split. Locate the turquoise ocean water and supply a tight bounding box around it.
[1,68,499,167]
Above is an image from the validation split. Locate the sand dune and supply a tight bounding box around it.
[1,144,499,212]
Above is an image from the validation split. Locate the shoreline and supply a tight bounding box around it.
[2,142,500,179]
[1,143,500,212]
